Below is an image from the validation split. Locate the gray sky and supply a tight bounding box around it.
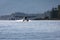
[0,0,60,15]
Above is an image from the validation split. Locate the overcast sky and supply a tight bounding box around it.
[0,0,60,15]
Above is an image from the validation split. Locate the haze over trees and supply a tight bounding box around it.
[0,5,60,20]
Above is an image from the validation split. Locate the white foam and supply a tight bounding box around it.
[15,19,31,22]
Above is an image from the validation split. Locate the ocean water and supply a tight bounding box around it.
[0,20,60,40]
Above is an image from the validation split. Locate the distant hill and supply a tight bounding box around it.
[0,12,45,20]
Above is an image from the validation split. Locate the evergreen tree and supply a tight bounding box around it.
[51,8,58,19]
[58,5,60,18]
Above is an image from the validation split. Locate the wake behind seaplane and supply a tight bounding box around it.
[16,17,31,22]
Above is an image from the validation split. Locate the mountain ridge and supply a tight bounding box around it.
[0,12,44,20]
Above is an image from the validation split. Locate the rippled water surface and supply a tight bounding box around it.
[0,20,60,40]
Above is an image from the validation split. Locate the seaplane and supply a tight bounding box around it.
[16,17,31,22]
[23,17,29,22]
